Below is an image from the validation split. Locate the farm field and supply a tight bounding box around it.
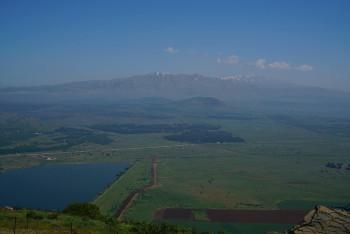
[119,117,350,233]
[94,159,151,216]
[1,100,350,233]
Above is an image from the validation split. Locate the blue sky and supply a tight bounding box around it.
[0,0,349,90]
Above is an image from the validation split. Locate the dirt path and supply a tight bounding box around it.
[115,158,158,220]
[148,158,158,189]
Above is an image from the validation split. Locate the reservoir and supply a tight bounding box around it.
[0,163,128,210]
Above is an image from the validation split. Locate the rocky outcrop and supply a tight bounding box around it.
[288,205,350,234]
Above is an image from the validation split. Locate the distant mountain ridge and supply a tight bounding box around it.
[1,73,350,116]
[0,73,303,93]
[0,73,345,96]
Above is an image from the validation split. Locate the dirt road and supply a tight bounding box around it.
[115,158,158,220]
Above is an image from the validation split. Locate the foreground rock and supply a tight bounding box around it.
[288,205,350,234]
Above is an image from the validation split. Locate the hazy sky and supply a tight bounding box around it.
[0,0,349,90]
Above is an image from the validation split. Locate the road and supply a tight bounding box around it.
[115,158,158,220]
[13,144,191,158]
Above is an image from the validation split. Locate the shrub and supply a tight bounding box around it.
[63,203,103,220]
[26,211,44,220]
[47,212,58,219]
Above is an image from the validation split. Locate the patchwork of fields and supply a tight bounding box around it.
[1,101,350,233]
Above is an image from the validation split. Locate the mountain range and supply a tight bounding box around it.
[1,73,350,116]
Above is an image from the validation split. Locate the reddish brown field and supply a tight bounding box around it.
[206,209,307,223]
[154,208,194,221]
[155,208,308,224]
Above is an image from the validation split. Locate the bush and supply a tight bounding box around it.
[47,212,58,219]
[63,203,103,220]
[26,211,44,220]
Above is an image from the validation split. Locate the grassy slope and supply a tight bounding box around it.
[0,208,131,233]
[0,208,192,234]
[94,159,151,216]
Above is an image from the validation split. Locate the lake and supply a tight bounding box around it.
[0,163,128,210]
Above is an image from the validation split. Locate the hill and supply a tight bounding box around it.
[1,73,350,117]
[174,97,224,107]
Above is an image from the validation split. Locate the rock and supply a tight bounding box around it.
[288,205,350,234]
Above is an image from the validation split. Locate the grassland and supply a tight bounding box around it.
[1,100,350,233]
[94,160,151,216]
[120,117,350,233]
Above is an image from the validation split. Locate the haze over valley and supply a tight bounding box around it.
[1,1,350,233]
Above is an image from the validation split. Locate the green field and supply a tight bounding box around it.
[1,100,350,233]
[94,159,151,216]
[114,117,350,233]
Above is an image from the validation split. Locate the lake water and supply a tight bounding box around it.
[0,163,128,210]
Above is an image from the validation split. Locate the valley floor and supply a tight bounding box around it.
[1,108,350,233]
